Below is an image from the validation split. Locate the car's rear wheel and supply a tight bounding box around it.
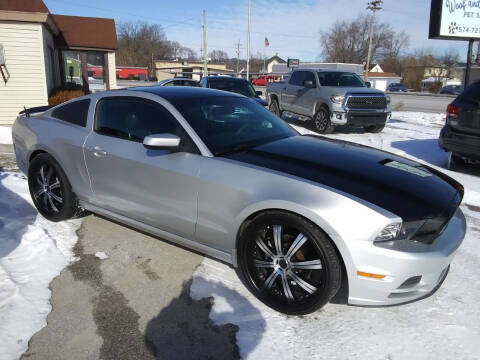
[447,152,464,171]
[28,153,84,222]
[313,108,334,134]
[364,124,385,133]
[237,211,342,315]
[269,99,282,117]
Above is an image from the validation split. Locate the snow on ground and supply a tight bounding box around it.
[191,112,480,360]
[0,126,12,145]
[0,172,81,360]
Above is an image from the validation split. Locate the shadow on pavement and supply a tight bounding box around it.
[0,172,36,258]
[145,277,265,360]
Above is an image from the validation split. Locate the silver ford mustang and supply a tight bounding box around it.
[12,87,466,315]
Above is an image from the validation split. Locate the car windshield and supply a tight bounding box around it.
[170,96,297,156]
[209,79,257,97]
[317,72,366,87]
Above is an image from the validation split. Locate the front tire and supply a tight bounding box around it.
[237,211,342,315]
[364,124,385,133]
[313,108,334,134]
[28,153,83,222]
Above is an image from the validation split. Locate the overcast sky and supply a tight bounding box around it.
[44,0,471,61]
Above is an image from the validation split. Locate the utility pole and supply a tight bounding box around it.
[202,10,208,77]
[235,40,242,74]
[365,0,382,81]
[246,0,251,80]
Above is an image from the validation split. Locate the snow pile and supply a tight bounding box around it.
[0,172,81,360]
[0,126,12,145]
[191,111,480,359]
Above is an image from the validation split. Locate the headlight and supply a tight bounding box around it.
[374,221,425,242]
[386,95,391,104]
[330,95,345,104]
[375,222,402,241]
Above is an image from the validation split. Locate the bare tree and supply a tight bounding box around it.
[208,49,229,62]
[320,15,410,65]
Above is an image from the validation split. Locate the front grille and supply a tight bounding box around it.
[346,96,386,109]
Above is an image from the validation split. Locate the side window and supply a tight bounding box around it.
[51,99,91,127]
[304,71,316,86]
[94,97,198,152]
[200,78,207,87]
[163,81,175,86]
[289,71,304,86]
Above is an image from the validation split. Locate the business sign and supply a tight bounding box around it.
[287,58,299,68]
[430,0,480,40]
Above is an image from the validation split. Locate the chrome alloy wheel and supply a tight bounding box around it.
[314,110,329,132]
[32,164,64,213]
[246,224,327,309]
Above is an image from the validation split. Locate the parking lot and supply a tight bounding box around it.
[1,111,479,360]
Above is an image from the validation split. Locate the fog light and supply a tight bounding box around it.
[336,114,342,119]
[357,271,386,279]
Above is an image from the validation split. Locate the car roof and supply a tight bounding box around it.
[293,68,354,73]
[130,86,244,100]
[205,76,247,82]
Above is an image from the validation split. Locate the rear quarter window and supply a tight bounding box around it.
[51,99,91,127]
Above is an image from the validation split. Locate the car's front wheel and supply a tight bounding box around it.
[237,211,342,315]
[28,153,84,222]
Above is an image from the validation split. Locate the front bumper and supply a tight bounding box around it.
[331,110,391,126]
[439,124,480,160]
[346,208,466,306]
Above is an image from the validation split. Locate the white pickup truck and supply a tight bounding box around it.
[266,68,391,133]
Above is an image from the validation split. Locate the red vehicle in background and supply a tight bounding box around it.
[116,66,149,80]
[252,75,277,86]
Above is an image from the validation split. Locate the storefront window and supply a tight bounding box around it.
[63,50,81,86]
[62,50,106,92]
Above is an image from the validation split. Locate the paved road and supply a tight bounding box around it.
[389,93,453,113]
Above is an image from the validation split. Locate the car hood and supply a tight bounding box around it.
[223,135,462,221]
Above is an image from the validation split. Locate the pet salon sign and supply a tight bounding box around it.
[430,0,480,39]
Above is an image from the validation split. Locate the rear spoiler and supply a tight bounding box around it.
[19,105,53,117]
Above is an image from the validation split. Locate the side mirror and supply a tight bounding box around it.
[143,134,180,149]
[303,80,315,88]
[255,90,263,96]
[365,81,371,88]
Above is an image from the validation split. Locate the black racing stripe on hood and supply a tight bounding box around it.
[223,135,463,221]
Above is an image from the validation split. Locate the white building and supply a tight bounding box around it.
[0,0,117,125]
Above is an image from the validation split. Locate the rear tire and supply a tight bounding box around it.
[28,153,85,222]
[313,107,334,134]
[447,152,463,171]
[364,124,385,133]
[237,211,342,315]
[269,99,282,117]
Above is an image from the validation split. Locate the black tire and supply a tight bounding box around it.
[447,152,463,171]
[28,153,85,222]
[313,107,334,134]
[364,124,385,133]
[269,99,282,117]
[237,211,342,315]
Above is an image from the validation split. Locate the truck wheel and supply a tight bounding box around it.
[364,124,385,133]
[269,99,282,117]
[313,108,334,134]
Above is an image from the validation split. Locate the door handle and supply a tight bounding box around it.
[92,146,107,157]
